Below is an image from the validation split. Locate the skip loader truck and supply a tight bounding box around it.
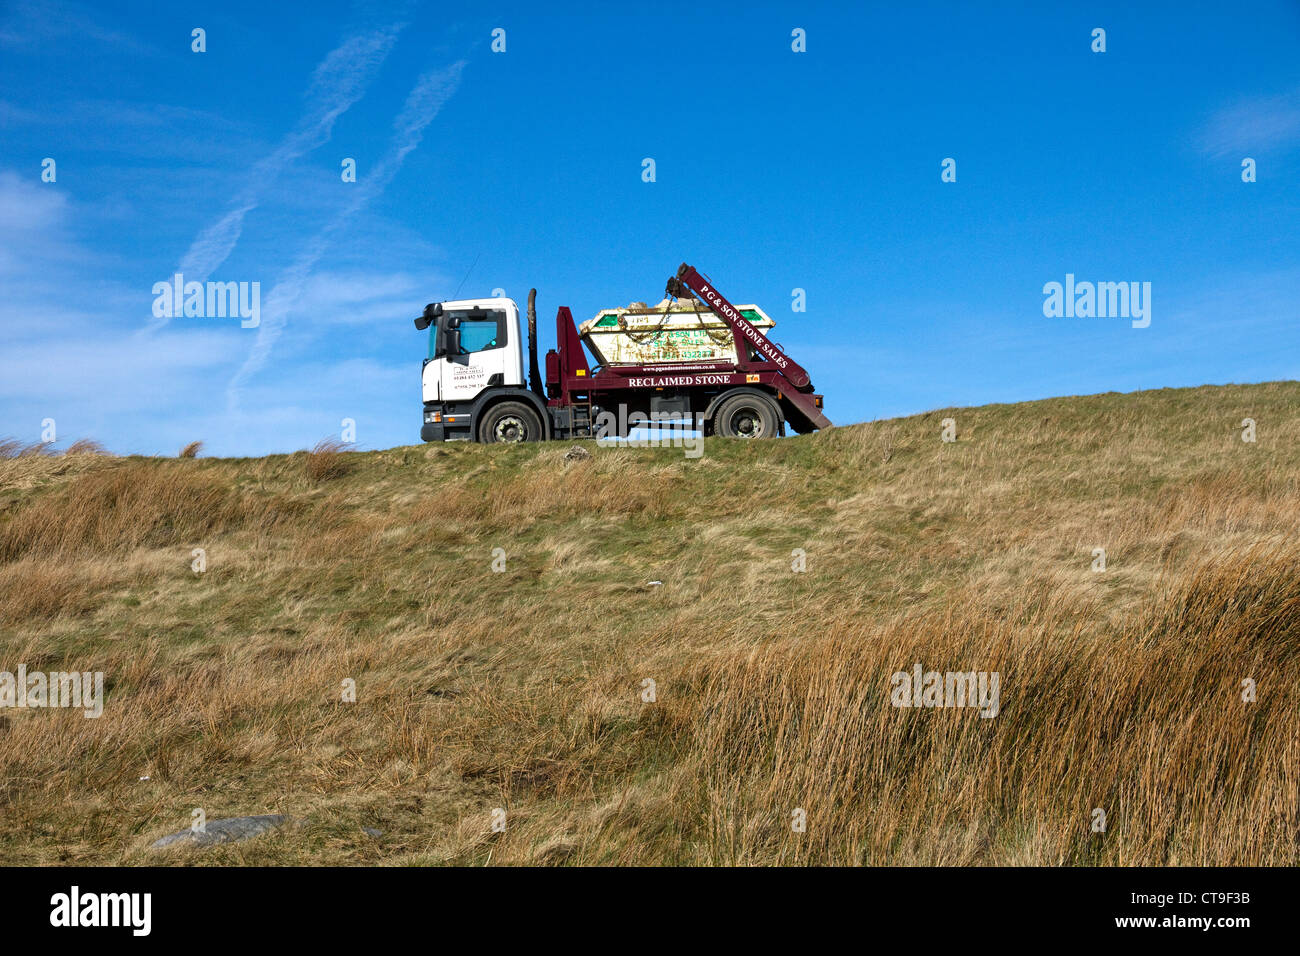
[414,264,832,443]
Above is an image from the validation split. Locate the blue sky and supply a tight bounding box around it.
[1,0,1297,456]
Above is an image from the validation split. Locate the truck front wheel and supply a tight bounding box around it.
[712,392,780,439]
[478,402,544,444]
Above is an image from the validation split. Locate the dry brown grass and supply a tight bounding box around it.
[0,461,301,561]
[303,438,353,482]
[178,440,203,459]
[0,382,1296,866]
[0,438,52,458]
[66,439,110,457]
[674,545,1299,865]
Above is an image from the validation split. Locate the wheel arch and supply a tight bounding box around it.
[472,388,551,440]
[702,385,784,426]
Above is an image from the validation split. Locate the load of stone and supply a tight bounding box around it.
[578,297,776,366]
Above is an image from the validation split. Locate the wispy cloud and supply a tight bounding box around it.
[0,167,437,456]
[283,270,444,325]
[226,61,466,410]
[145,23,406,332]
[0,169,67,235]
[0,170,72,278]
[0,0,150,53]
[0,99,42,126]
[1200,89,1300,158]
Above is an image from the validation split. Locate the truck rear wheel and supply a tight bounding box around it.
[479,402,543,444]
[712,392,780,439]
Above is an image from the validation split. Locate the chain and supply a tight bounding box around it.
[615,293,735,346]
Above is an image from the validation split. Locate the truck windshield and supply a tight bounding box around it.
[431,309,506,358]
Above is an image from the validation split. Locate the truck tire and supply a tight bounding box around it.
[712,391,780,439]
[479,401,544,444]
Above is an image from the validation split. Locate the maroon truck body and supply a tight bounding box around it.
[541,263,832,438]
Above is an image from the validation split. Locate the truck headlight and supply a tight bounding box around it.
[424,410,441,423]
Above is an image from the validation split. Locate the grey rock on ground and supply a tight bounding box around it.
[151,814,287,849]
[563,445,592,462]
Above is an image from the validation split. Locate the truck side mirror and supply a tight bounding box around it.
[415,302,443,330]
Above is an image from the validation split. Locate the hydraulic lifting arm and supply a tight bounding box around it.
[666,263,831,429]
[668,263,812,387]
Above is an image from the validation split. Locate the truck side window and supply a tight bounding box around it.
[458,316,503,354]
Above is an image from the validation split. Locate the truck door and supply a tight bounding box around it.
[425,305,512,402]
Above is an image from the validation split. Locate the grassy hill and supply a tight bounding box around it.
[1,381,1297,865]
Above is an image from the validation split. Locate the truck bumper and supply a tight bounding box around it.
[420,423,446,442]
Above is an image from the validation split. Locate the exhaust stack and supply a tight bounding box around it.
[526,288,543,398]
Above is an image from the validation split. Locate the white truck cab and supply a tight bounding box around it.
[420,298,525,404]
[416,296,551,443]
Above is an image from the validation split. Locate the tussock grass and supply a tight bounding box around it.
[0,382,1296,865]
[0,462,301,561]
[303,439,353,482]
[178,441,203,459]
[66,439,110,457]
[674,545,1299,865]
[0,438,52,458]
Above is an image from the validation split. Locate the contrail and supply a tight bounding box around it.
[145,24,404,332]
[225,61,466,411]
